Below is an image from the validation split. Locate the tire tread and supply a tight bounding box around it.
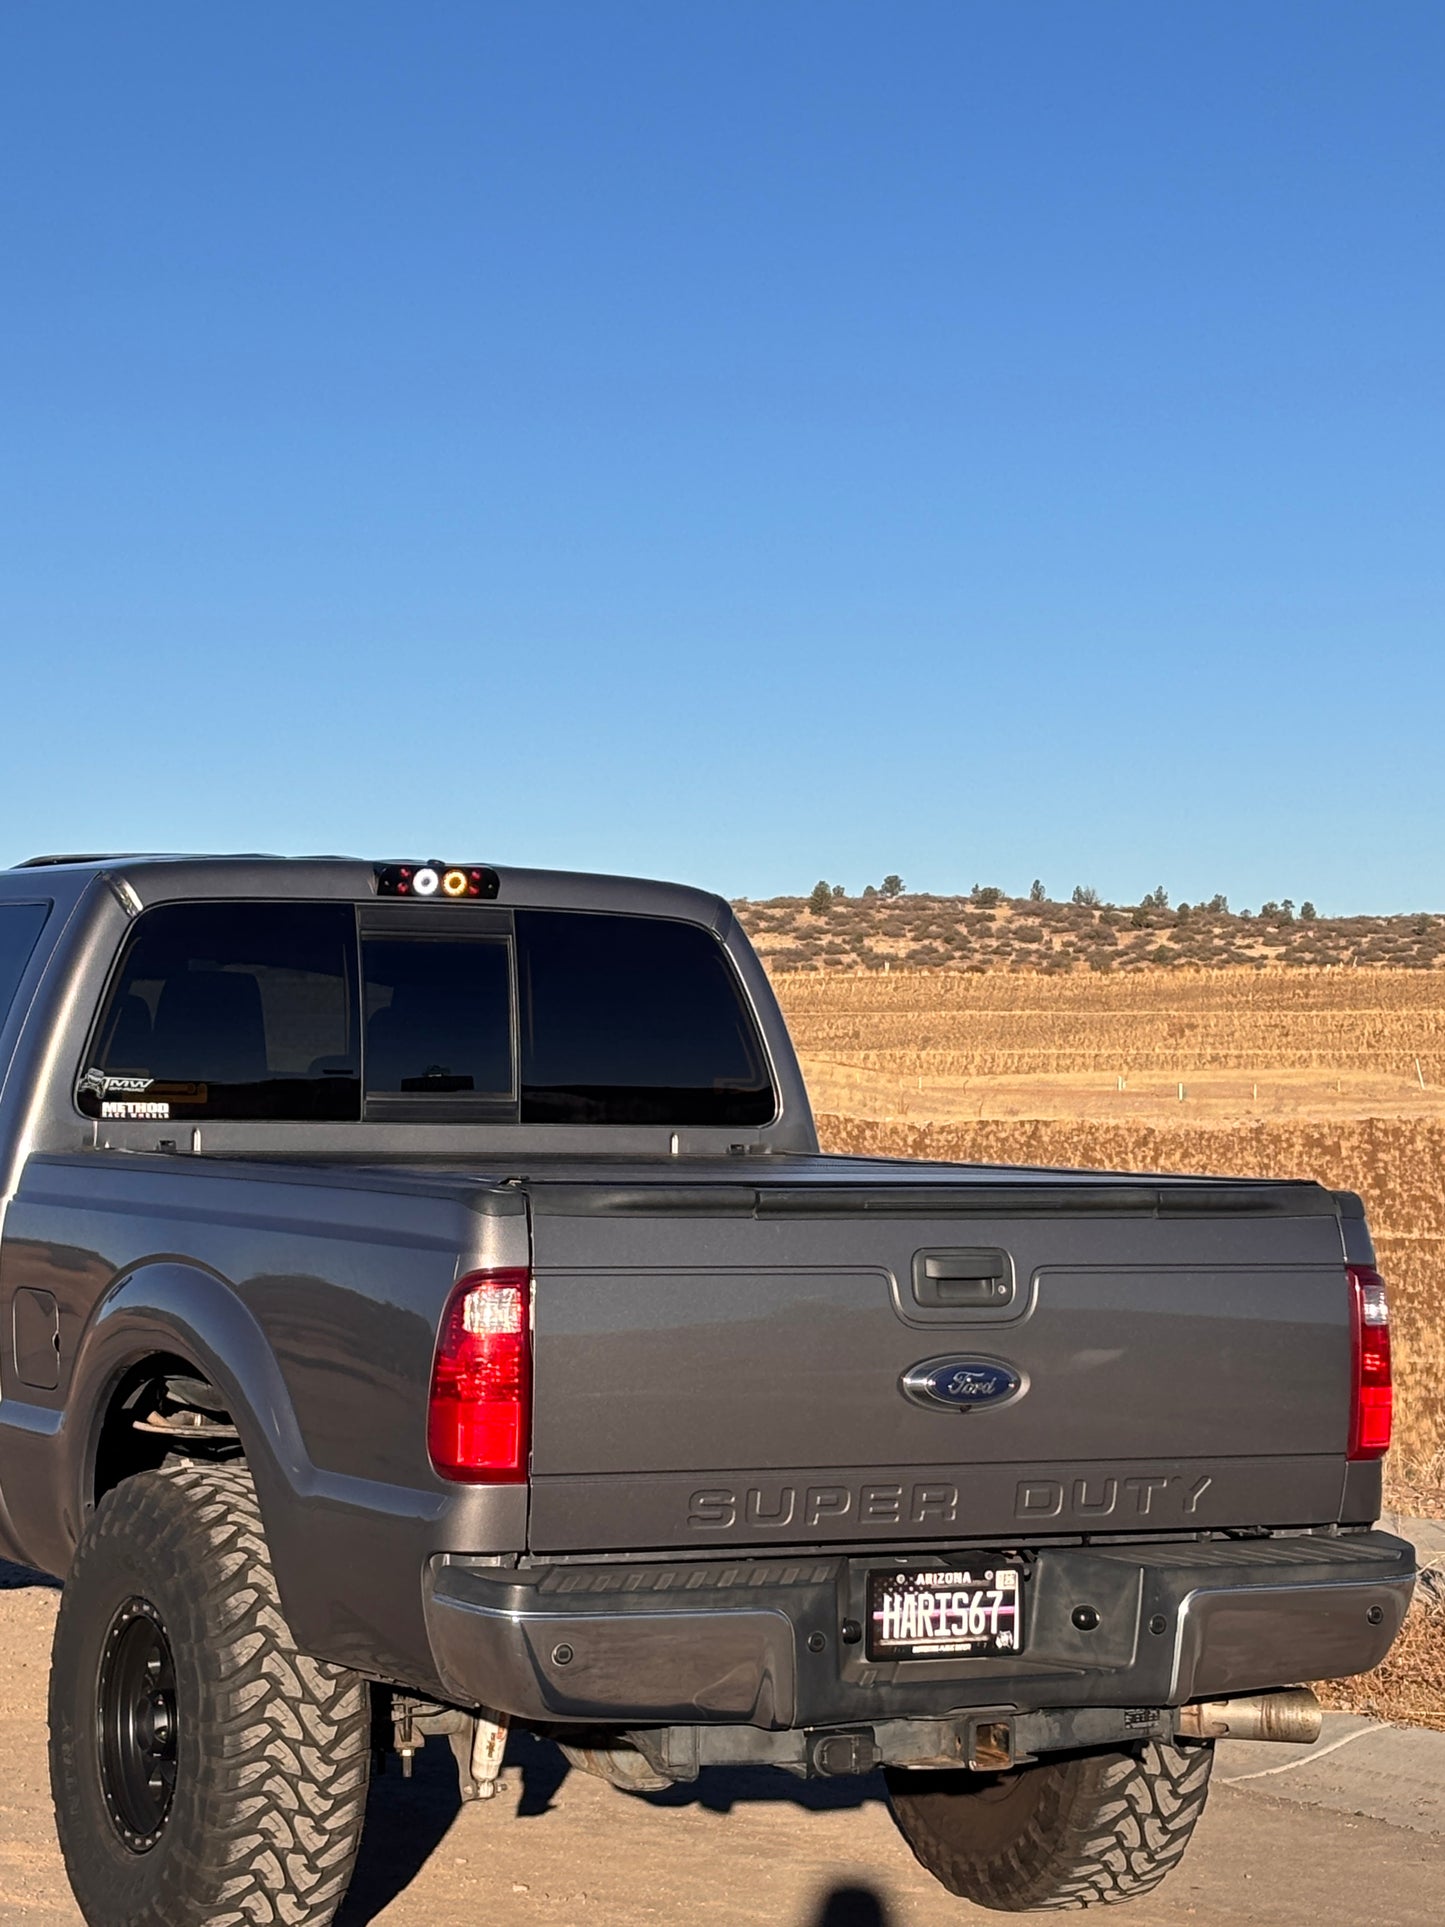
[50,1462,370,1927]
[888,1739,1214,1911]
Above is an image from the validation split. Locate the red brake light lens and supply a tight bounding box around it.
[428,1268,531,1483]
[1348,1264,1392,1461]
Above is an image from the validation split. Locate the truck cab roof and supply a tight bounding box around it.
[3,853,730,927]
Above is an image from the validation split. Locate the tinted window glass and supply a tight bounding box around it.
[0,903,50,1028]
[517,911,775,1125]
[363,939,513,1098]
[80,903,359,1121]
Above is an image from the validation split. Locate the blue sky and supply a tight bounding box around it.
[2,3,1441,911]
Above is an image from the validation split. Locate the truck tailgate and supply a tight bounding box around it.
[524,1174,1353,1554]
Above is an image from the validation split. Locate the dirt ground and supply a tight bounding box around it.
[3,1565,1442,1927]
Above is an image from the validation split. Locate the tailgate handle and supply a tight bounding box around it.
[913,1248,1015,1311]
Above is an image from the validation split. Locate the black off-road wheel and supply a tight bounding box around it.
[886,1739,1214,1911]
[50,1461,371,1927]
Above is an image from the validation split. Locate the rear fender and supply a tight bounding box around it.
[64,1262,316,1604]
[54,1261,488,1692]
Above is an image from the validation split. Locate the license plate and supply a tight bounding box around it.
[866,1562,1025,1660]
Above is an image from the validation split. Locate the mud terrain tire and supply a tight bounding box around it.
[886,1739,1214,1911]
[50,1461,370,1927]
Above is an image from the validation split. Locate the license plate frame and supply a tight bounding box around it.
[866,1560,1026,1661]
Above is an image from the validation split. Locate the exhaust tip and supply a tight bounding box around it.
[1176,1688,1323,1745]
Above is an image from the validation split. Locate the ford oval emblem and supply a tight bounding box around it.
[900,1356,1024,1412]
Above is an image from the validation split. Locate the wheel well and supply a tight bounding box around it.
[93,1356,243,1507]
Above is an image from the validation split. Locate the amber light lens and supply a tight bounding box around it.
[428,1269,531,1482]
[1348,1264,1392,1460]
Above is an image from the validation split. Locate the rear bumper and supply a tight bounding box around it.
[422,1529,1415,1729]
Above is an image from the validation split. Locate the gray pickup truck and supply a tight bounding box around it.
[0,854,1414,1924]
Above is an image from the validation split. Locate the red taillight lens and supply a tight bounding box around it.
[428,1268,531,1483]
[1348,1264,1392,1460]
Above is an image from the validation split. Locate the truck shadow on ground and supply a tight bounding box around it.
[336,1740,461,1926]
[337,1730,886,1924]
[511,1731,881,1819]
[640,1763,884,1817]
[0,1559,59,1591]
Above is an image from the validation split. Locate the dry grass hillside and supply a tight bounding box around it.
[736,890,1445,975]
[777,964,1445,1123]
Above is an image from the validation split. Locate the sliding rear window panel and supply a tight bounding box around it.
[358,904,518,1122]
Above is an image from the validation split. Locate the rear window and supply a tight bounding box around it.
[81,901,774,1128]
[516,910,775,1125]
[0,902,50,1028]
[79,903,359,1121]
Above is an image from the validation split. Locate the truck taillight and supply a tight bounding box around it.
[428,1268,531,1483]
[1348,1264,1392,1461]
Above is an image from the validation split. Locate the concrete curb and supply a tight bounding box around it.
[1217,1713,1445,1837]
[1383,1511,1445,1561]
[1386,1512,1445,1603]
